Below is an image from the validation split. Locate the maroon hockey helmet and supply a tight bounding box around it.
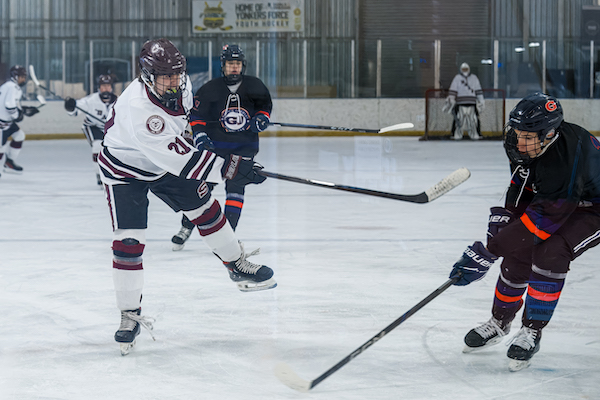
[139,38,187,109]
[97,74,113,86]
[10,65,27,86]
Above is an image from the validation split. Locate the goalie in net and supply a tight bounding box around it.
[423,83,506,140]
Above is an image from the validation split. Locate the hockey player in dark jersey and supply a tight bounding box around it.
[171,44,272,250]
[449,93,600,371]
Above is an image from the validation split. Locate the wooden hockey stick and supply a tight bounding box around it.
[274,276,460,392]
[28,65,106,125]
[268,122,414,134]
[258,167,470,204]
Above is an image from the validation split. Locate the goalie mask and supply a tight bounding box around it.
[504,93,563,165]
[139,38,187,110]
[221,44,246,85]
[10,65,27,87]
[460,63,470,77]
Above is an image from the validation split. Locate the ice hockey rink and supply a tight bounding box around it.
[1,136,598,400]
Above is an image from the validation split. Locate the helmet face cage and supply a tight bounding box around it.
[221,44,246,84]
[10,65,27,86]
[504,93,563,165]
[139,38,187,109]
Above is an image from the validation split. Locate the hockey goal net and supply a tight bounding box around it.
[422,88,506,140]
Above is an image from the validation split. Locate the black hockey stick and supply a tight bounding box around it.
[274,276,460,392]
[268,122,414,134]
[258,167,470,204]
[28,65,106,125]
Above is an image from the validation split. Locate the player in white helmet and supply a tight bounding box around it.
[445,62,485,140]
[64,74,117,185]
[98,38,275,355]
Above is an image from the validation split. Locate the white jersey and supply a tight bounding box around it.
[448,73,484,105]
[68,92,113,129]
[99,78,224,183]
[0,80,23,130]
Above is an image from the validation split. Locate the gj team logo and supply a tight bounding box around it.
[146,115,165,134]
[220,108,250,132]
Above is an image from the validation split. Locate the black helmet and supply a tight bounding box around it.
[10,65,27,86]
[139,38,187,109]
[221,44,246,84]
[504,93,564,165]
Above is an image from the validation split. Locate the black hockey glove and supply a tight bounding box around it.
[449,241,498,286]
[64,97,76,112]
[250,114,269,133]
[193,132,215,151]
[22,106,40,117]
[487,207,513,246]
[221,154,267,186]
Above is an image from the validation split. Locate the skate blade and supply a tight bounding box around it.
[508,359,531,372]
[3,168,23,175]
[462,337,504,353]
[120,340,136,356]
[236,278,277,292]
[172,243,185,251]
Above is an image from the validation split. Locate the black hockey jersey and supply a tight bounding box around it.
[189,76,272,158]
[489,122,600,255]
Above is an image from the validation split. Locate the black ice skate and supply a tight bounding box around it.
[4,157,23,174]
[171,226,193,251]
[223,244,276,292]
[114,308,155,356]
[506,326,542,371]
[463,317,510,353]
[96,173,102,186]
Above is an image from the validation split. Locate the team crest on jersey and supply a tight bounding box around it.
[220,108,250,132]
[146,115,165,134]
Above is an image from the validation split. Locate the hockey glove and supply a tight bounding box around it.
[64,97,76,112]
[250,114,270,133]
[449,241,498,286]
[222,154,267,186]
[22,106,40,117]
[193,132,215,151]
[487,207,513,246]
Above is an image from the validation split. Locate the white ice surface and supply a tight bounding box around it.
[0,137,598,400]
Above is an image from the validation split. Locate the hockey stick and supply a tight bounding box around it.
[258,167,470,204]
[274,276,460,392]
[28,65,106,125]
[268,122,414,134]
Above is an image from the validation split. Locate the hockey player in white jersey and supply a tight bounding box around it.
[0,65,39,177]
[98,38,275,355]
[64,74,117,185]
[445,63,485,140]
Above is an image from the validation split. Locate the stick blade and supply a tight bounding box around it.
[36,94,46,105]
[274,363,312,392]
[28,65,41,86]
[424,167,471,202]
[378,122,414,133]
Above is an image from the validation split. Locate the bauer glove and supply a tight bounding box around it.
[221,154,267,186]
[487,207,513,247]
[449,241,498,286]
[250,114,269,133]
